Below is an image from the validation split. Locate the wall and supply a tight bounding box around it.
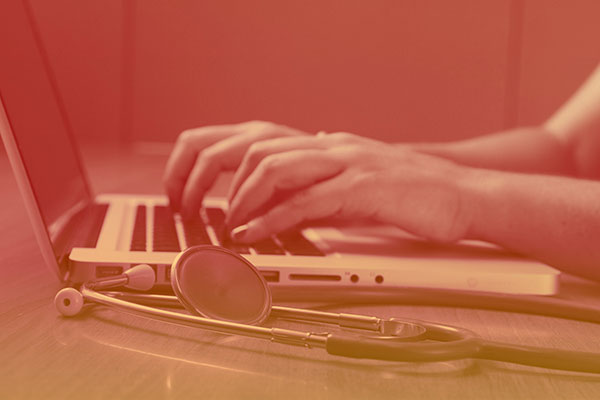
[131,0,511,143]
[24,1,600,145]
[29,0,123,142]
[517,0,600,126]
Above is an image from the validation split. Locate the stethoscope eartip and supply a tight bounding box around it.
[54,287,84,317]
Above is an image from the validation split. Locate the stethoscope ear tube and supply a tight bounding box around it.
[327,332,600,373]
[478,341,600,374]
[326,332,481,362]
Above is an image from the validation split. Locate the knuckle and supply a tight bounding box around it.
[290,190,311,209]
[178,129,195,144]
[245,120,295,140]
[348,144,368,158]
[246,141,269,162]
[328,132,353,143]
[189,152,215,177]
[327,143,363,160]
[258,154,282,176]
[244,119,265,126]
[348,171,372,190]
[255,120,273,129]
[196,148,217,167]
[244,120,273,133]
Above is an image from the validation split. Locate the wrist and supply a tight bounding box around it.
[457,166,504,242]
[404,141,458,158]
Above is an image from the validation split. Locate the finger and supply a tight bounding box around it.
[179,132,269,218]
[227,135,329,202]
[230,175,348,243]
[163,125,240,210]
[226,149,345,229]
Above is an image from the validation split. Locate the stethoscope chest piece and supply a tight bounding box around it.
[171,245,272,325]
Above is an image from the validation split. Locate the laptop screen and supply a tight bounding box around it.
[0,1,91,252]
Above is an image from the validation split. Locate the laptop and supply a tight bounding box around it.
[0,0,560,297]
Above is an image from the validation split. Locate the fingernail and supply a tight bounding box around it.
[230,224,249,242]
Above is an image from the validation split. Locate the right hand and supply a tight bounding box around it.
[163,120,309,218]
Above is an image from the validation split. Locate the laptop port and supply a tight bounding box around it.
[288,273,341,282]
[260,270,280,283]
[164,265,172,282]
[96,265,123,278]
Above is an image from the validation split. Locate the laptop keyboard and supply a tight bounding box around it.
[181,213,211,248]
[130,205,147,251]
[131,205,324,256]
[152,206,181,252]
[204,207,251,254]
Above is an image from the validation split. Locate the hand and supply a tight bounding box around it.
[225,131,475,244]
[163,121,308,218]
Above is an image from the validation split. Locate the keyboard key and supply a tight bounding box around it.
[277,230,325,256]
[130,205,146,251]
[181,217,211,247]
[204,207,250,253]
[153,206,180,252]
[223,239,251,254]
[204,207,227,242]
[252,237,286,255]
[205,206,312,255]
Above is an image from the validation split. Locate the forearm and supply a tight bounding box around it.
[462,168,600,281]
[407,126,575,176]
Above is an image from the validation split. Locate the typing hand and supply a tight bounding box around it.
[163,121,308,219]
[225,131,475,244]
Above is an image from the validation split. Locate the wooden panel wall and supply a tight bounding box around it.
[29,0,123,142]
[130,0,511,143]
[517,0,600,125]
[23,1,600,144]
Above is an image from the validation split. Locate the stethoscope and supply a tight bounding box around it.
[55,245,600,374]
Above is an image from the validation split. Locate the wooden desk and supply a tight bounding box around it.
[2,142,600,399]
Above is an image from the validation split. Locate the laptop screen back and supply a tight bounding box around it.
[0,1,91,254]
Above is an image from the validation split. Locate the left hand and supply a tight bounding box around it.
[226,132,475,244]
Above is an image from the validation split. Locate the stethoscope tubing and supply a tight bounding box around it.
[106,291,389,332]
[98,290,600,373]
[327,332,600,373]
[83,287,329,349]
[272,287,600,324]
[476,341,600,374]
